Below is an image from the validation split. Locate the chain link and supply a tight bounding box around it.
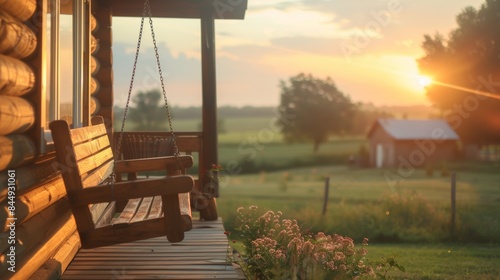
[112,0,181,191]
[145,0,180,158]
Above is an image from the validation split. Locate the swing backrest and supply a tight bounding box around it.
[120,133,176,159]
[50,116,114,233]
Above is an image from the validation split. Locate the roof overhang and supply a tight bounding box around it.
[110,0,247,19]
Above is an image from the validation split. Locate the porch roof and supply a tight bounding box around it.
[110,0,247,19]
[367,119,460,140]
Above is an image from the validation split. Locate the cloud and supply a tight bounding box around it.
[113,42,202,107]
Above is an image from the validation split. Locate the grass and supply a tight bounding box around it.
[365,243,500,279]
[218,164,500,279]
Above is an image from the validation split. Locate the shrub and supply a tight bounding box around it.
[233,206,376,279]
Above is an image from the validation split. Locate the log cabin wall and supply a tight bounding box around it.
[0,1,108,278]
[91,0,113,135]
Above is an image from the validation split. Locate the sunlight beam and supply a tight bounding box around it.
[430,80,500,100]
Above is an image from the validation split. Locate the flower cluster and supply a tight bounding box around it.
[233,206,375,279]
[207,163,225,183]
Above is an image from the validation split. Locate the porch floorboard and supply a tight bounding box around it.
[61,218,244,279]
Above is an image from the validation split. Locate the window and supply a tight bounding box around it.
[41,0,90,152]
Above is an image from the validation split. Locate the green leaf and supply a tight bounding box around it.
[375,272,386,279]
[395,264,406,272]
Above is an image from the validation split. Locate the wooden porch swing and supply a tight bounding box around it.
[50,0,194,249]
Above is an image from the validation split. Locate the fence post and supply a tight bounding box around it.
[451,172,456,236]
[322,177,330,216]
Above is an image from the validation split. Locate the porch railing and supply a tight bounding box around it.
[112,131,215,214]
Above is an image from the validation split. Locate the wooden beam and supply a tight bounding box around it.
[111,0,247,19]
[200,11,219,221]
[25,0,46,160]
[201,14,217,194]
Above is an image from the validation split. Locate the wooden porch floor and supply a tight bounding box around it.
[61,219,245,279]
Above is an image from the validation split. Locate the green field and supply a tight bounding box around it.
[217,165,500,279]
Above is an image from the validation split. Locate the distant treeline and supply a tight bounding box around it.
[114,105,276,120]
[113,104,435,134]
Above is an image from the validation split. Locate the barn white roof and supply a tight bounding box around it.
[369,119,460,140]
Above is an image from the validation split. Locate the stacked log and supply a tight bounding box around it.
[91,4,113,121]
[0,3,37,171]
[0,134,35,172]
[0,0,36,22]
[0,54,35,96]
[0,10,37,59]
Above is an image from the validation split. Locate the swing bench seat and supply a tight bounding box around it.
[49,116,194,249]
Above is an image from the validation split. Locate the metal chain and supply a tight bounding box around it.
[145,0,181,161]
[112,0,181,188]
[110,0,148,189]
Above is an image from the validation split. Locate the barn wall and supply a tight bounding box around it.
[368,125,395,168]
[393,140,457,168]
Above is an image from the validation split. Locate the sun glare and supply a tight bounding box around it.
[418,76,433,88]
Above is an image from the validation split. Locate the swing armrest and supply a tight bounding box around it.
[115,155,193,173]
[70,175,194,206]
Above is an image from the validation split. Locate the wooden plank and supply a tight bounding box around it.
[0,10,37,58]
[62,219,241,280]
[29,231,81,280]
[0,96,35,135]
[130,196,153,223]
[82,218,167,249]
[75,176,193,206]
[77,146,113,176]
[0,0,36,21]
[50,231,82,273]
[90,202,110,225]
[112,198,141,224]
[73,134,110,161]
[69,124,108,146]
[0,54,35,96]
[114,155,193,173]
[147,195,163,219]
[0,134,35,171]
[80,159,113,188]
[94,201,115,228]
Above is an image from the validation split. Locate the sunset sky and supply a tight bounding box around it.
[110,0,485,108]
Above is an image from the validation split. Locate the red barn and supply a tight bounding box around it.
[367,119,459,168]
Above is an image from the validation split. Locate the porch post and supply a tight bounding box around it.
[200,11,218,220]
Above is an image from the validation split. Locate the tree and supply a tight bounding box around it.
[418,0,500,144]
[276,73,356,152]
[128,89,167,131]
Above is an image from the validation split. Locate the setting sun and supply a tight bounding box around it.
[418,76,433,88]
